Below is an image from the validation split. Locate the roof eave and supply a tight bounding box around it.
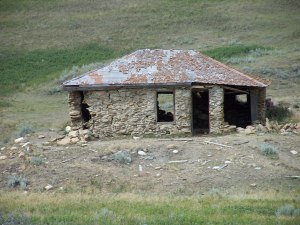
[62,82,193,91]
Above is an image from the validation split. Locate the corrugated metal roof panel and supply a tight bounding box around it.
[63,49,271,88]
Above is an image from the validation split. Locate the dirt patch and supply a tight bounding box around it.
[0,132,299,195]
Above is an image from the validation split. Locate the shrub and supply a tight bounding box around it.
[30,156,44,166]
[18,124,34,137]
[260,144,278,157]
[111,150,132,164]
[276,204,300,217]
[7,176,29,189]
[0,212,31,225]
[266,105,292,123]
[225,55,256,64]
[0,100,12,108]
[47,86,61,95]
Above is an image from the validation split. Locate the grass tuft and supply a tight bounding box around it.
[276,204,300,217]
[7,175,29,190]
[18,124,34,137]
[18,124,34,138]
[260,144,278,157]
[0,212,31,225]
[46,86,62,95]
[29,156,44,166]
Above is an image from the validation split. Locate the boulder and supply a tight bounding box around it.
[236,127,245,133]
[57,137,71,146]
[0,155,7,160]
[14,137,25,144]
[290,150,298,155]
[167,144,177,150]
[138,150,147,156]
[18,152,25,159]
[70,137,79,144]
[244,128,255,135]
[65,126,71,133]
[69,110,80,116]
[256,124,267,133]
[68,131,78,138]
[44,184,53,191]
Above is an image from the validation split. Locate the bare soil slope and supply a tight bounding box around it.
[1,132,299,196]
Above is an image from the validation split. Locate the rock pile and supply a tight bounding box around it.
[234,119,300,135]
[57,127,96,146]
[262,119,300,135]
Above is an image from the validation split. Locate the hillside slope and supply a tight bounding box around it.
[0,0,299,142]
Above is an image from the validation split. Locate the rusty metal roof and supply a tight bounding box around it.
[63,49,271,89]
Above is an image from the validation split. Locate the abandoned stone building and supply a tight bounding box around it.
[62,49,271,137]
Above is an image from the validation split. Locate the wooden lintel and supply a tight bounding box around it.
[191,85,205,89]
[221,86,249,94]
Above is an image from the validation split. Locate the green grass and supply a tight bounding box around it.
[0,0,299,97]
[0,44,121,96]
[0,192,299,225]
[203,45,270,61]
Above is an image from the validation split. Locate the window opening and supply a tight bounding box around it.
[157,92,174,122]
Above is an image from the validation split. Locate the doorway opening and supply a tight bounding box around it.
[192,89,209,134]
[224,89,251,128]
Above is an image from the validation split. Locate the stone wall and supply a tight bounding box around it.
[257,88,266,125]
[249,88,266,125]
[70,87,191,138]
[209,86,224,134]
[68,85,266,137]
[68,91,83,130]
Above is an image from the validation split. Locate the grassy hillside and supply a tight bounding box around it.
[1,0,299,93]
[0,0,299,141]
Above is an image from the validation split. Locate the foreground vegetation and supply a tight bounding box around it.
[0,192,299,224]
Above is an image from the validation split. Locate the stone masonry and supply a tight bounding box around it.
[68,87,191,138]
[209,86,224,134]
[257,88,266,125]
[68,85,266,137]
[68,91,83,130]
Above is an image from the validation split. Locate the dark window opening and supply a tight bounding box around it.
[224,90,251,128]
[157,92,174,122]
[80,92,91,122]
[192,90,209,134]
